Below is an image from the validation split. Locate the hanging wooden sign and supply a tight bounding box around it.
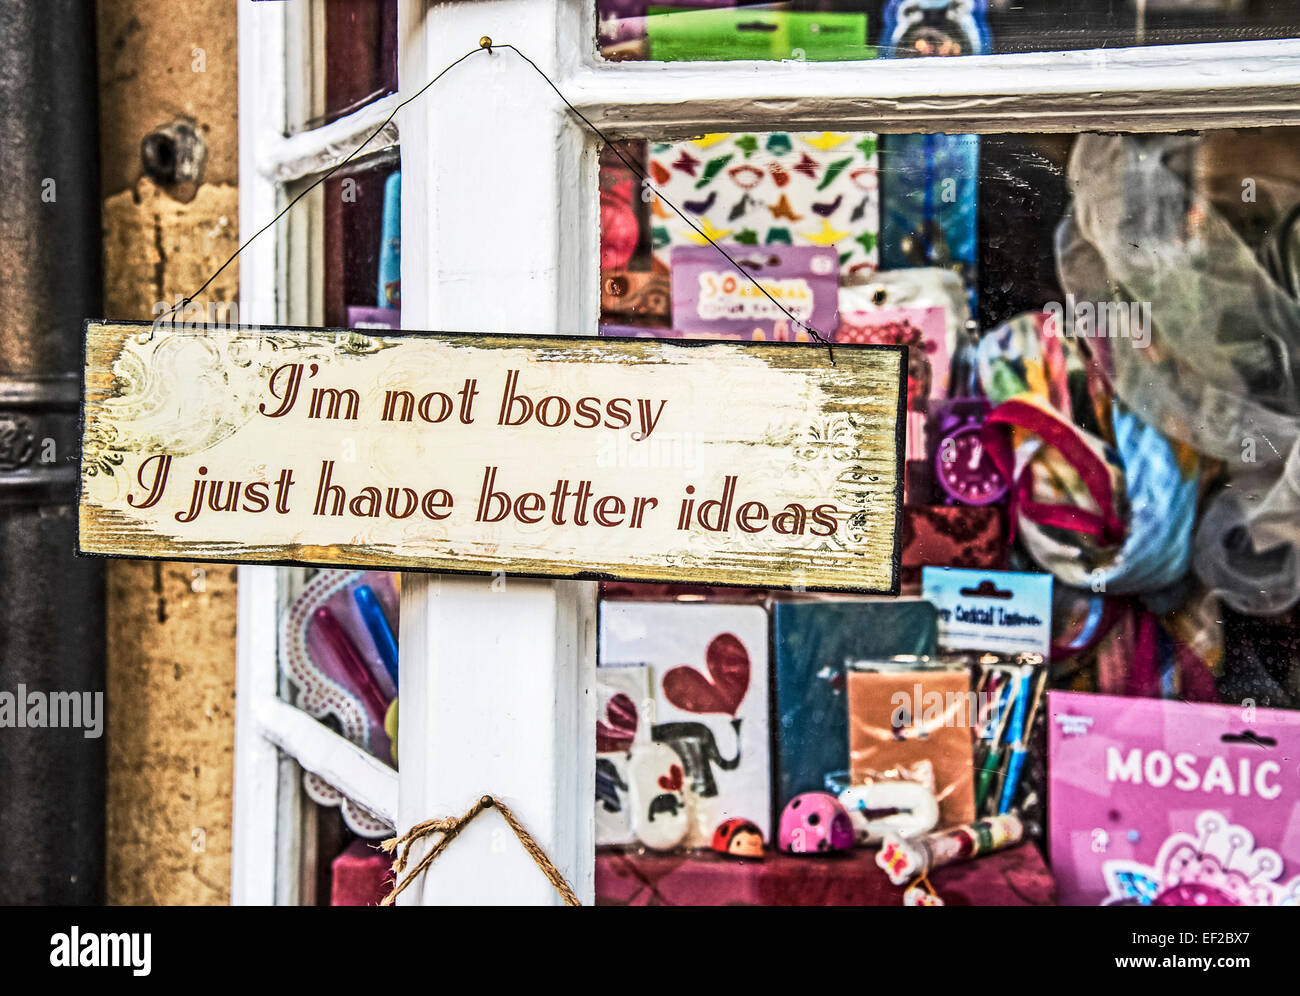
[78,321,904,593]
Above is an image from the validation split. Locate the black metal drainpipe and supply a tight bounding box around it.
[0,0,106,903]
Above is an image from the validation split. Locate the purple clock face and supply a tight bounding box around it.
[936,426,1007,506]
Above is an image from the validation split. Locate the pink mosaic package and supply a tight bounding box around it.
[1048,691,1300,906]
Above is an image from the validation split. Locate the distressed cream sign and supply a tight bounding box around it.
[79,322,904,592]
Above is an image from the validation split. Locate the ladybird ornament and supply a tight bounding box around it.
[711,818,765,859]
[778,792,855,854]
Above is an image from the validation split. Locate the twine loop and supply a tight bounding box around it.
[379,794,580,906]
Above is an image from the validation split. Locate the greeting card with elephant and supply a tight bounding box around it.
[599,601,771,850]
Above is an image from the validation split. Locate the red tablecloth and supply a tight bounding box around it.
[596,842,1055,906]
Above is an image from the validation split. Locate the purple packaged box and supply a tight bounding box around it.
[669,245,839,340]
[347,306,401,331]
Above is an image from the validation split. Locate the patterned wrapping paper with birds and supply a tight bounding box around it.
[648,132,880,282]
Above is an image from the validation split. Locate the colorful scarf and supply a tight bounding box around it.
[978,313,1199,595]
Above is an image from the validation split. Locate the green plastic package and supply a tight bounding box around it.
[646,9,872,62]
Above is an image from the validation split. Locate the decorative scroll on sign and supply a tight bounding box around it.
[79,322,904,593]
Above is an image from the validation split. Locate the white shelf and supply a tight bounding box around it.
[254,698,399,827]
[258,92,402,184]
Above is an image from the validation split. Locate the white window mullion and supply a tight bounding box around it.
[232,567,281,905]
[235,0,286,329]
[231,0,290,906]
[395,0,599,906]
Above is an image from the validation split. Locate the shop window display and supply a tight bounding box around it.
[192,0,1300,913]
[594,124,1300,906]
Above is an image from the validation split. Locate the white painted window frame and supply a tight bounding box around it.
[232,0,404,905]
[233,0,1300,905]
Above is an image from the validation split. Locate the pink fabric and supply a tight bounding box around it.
[985,397,1124,545]
[330,840,392,906]
[1095,602,1135,695]
[596,843,1055,906]
[1176,642,1220,703]
[1124,608,1161,699]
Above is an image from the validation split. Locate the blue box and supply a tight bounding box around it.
[772,599,939,814]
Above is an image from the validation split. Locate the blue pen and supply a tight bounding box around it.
[378,172,401,308]
[997,669,1033,815]
[353,584,399,685]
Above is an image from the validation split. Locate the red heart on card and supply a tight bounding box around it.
[658,764,684,792]
[662,633,750,716]
[596,692,638,753]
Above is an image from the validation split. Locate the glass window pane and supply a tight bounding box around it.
[597,1,1300,63]
[322,156,402,329]
[282,756,394,906]
[321,0,398,124]
[595,124,1300,905]
[289,0,399,133]
[283,153,400,330]
[275,568,401,771]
